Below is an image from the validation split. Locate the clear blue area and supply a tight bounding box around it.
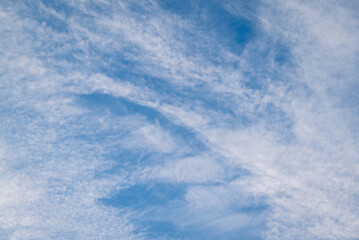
[100,183,187,209]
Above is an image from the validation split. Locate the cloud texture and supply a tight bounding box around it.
[0,0,358,239]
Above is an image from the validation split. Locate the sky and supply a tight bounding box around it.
[0,0,359,239]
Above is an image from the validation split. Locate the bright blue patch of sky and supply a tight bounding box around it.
[101,181,267,240]
[101,183,187,209]
[157,0,258,60]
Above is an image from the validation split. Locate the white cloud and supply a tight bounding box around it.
[123,123,178,154]
[141,154,224,183]
[1,0,358,239]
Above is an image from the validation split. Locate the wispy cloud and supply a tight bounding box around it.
[1,0,358,239]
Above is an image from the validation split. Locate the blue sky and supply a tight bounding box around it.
[0,0,359,239]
